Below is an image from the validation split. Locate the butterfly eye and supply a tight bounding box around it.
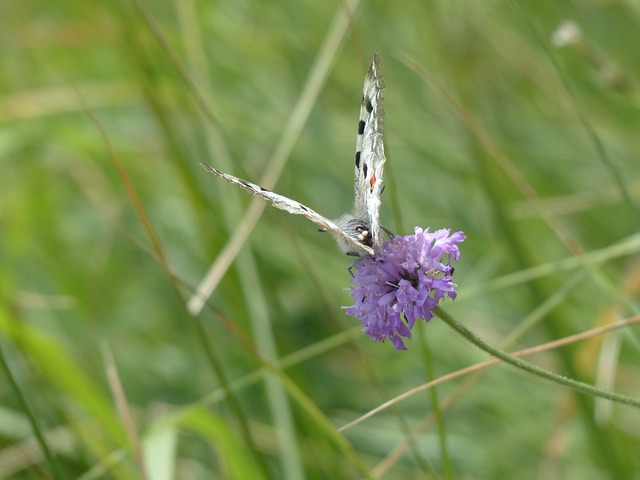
[353,225,373,247]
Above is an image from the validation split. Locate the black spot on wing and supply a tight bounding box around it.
[259,186,270,192]
[239,180,252,189]
[358,120,366,135]
[365,98,373,113]
[355,151,361,168]
[363,163,368,178]
[298,203,309,212]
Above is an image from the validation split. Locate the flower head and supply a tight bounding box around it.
[345,227,465,350]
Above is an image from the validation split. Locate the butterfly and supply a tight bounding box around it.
[200,52,386,257]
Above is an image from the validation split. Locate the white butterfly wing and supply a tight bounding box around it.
[353,51,386,249]
[200,53,386,258]
[200,163,374,256]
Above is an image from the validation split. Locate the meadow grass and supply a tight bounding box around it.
[2,0,640,478]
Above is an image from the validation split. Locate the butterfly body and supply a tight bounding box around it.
[201,52,386,257]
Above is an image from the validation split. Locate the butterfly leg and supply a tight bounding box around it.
[381,225,395,239]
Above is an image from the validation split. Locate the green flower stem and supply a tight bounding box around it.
[435,307,640,408]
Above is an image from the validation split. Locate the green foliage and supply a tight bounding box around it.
[2,0,640,478]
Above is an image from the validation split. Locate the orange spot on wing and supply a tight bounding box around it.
[369,172,376,191]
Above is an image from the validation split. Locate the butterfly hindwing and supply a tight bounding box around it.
[353,51,386,249]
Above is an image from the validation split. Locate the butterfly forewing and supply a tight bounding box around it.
[353,51,386,248]
[199,164,374,256]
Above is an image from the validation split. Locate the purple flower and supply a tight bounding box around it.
[345,227,465,350]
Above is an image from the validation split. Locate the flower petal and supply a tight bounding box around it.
[346,227,465,350]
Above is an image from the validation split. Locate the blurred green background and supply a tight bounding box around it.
[2,0,640,478]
